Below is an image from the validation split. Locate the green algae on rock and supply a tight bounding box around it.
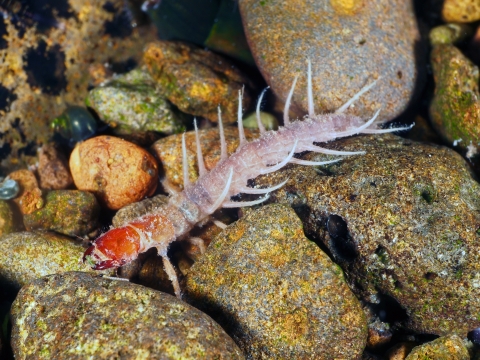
[144,40,253,124]
[23,190,100,237]
[10,272,244,359]
[0,231,113,291]
[86,68,186,137]
[185,204,367,359]
[251,134,480,336]
[429,24,473,46]
[430,44,480,156]
[239,0,420,123]
[405,335,470,360]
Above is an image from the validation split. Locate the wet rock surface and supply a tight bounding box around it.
[430,44,480,156]
[37,144,73,190]
[239,0,420,123]
[10,271,244,359]
[185,204,367,359]
[23,190,100,236]
[144,40,253,124]
[8,170,43,215]
[70,135,158,210]
[86,68,186,137]
[252,134,480,335]
[442,0,480,23]
[0,231,111,292]
[405,335,470,360]
[0,200,15,237]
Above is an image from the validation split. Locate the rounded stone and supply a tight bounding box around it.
[0,200,15,237]
[239,0,421,123]
[185,204,367,359]
[69,135,158,210]
[252,134,480,335]
[7,169,43,215]
[10,271,244,359]
[405,335,469,360]
[443,0,480,23]
[37,144,74,190]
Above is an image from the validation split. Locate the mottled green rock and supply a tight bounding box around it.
[23,190,100,237]
[253,134,480,335]
[242,111,278,131]
[405,335,469,360]
[144,40,253,124]
[430,44,480,154]
[185,204,367,359]
[0,231,112,290]
[86,68,185,136]
[429,24,472,45]
[0,200,15,237]
[10,272,244,359]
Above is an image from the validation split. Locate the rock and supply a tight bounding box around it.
[8,169,43,215]
[429,44,480,156]
[69,135,158,210]
[23,190,100,237]
[405,335,469,360]
[242,111,279,131]
[144,40,253,124]
[51,106,98,146]
[443,0,480,23]
[252,134,480,335]
[185,204,367,359]
[37,144,73,190]
[239,0,421,123]
[0,200,15,237]
[0,231,112,291]
[367,319,392,350]
[10,272,244,359]
[0,0,158,172]
[151,126,258,189]
[429,24,473,46]
[86,68,186,137]
[386,342,417,360]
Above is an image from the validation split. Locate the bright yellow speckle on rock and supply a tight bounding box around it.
[330,0,364,15]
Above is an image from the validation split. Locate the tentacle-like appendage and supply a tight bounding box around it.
[284,75,299,126]
[223,193,270,208]
[218,106,228,161]
[302,144,366,156]
[307,59,314,117]
[289,157,342,166]
[194,119,207,177]
[239,178,289,195]
[238,90,247,147]
[333,108,381,138]
[182,133,190,188]
[361,123,415,134]
[256,87,269,134]
[187,237,206,254]
[207,168,234,213]
[335,78,380,114]
[161,254,181,298]
[212,219,228,229]
[260,139,298,175]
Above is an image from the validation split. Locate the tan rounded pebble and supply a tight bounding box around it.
[69,135,158,210]
[8,169,43,214]
[443,0,480,23]
[386,342,417,360]
[37,144,73,190]
[405,335,469,359]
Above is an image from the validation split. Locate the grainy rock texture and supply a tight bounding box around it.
[239,0,421,123]
[430,44,480,155]
[70,135,158,209]
[144,40,253,124]
[442,0,480,23]
[151,126,258,189]
[37,144,73,190]
[8,169,43,215]
[0,232,111,291]
[0,200,15,237]
[185,204,367,359]
[405,335,470,360]
[23,190,100,236]
[252,134,480,335]
[10,272,244,359]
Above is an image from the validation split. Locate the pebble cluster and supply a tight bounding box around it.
[2,0,480,359]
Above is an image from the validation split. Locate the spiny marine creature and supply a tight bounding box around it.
[84,61,412,298]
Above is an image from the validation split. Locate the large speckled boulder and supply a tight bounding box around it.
[10,272,244,359]
[405,335,470,360]
[252,134,480,335]
[0,231,112,291]
[430,44,480,156]
[239,0,421,123]
[185,204,367,359]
